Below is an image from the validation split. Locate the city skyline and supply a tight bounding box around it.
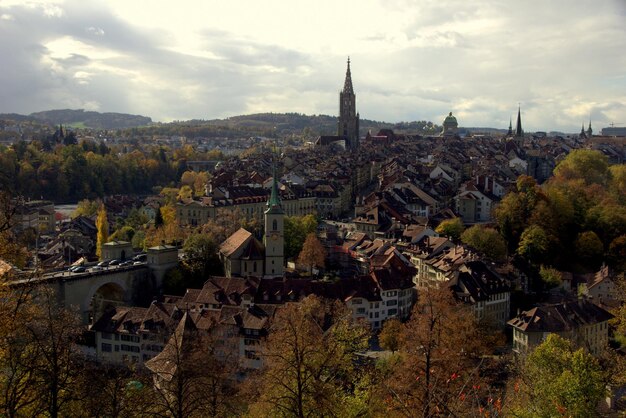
[0,0,625,132]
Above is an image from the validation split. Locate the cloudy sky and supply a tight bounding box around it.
[0,0,625,132]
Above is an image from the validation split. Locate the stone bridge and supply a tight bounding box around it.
[54,264,153,323]
[18,245,179,323]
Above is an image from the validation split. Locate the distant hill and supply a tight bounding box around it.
[137,112,442,139]
[0,109,152,130]
[1,110,444,137]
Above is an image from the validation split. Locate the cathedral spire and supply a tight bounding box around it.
[515,105,523,137]
[343,57,354,95]
[507,117,513,136]
[266,156,283,214]
[587,119,593,137]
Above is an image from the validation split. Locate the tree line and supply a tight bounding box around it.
[0,138,224,202]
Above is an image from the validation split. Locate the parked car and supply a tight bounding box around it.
[133,253,147,262]
[97,260,110,267]
[90,266,103,272]
[108,259,121,266]
[72,266,86,273]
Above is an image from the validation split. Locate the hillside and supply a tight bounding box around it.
[135,113,442,139]
[0,109,152,130]
[0,110,444,138]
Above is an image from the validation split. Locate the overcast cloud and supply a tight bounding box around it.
[0,0,624,132]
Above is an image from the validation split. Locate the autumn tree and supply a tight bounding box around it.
[539,265,562,289]
[379,318,402,353]
[72,199,100,218]
[248,295,369,417]
[297,233,326,274]
[509,334,607,418]
[146,313,240,418]
[434,217,464,241]
[0,284,84,418]
[177,185,193,201]
[96,204,109,260]
[382,285,501,417]
[284,214,318,260]
[76,366,151,418]
[108,225,135,243]
[553,149,610,186]
[460,225,507,261]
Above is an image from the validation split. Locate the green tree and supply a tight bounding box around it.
[182,234,223,286]
[553,149,610,186]
[511,334,607,418]
[517,225,550,265]
[539,265,562,289]
[574,230,604,270]
[96,204,109,260]
[460,225,507,261]
[608,164,626,204]
[379,318,402,353]
[435,217,464,241]
[248,295,369,417]
[284,214,317,260]
[607,234,626,271]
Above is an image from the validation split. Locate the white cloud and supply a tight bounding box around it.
[0,0,624,132]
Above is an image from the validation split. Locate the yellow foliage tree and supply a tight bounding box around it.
[96,204,108,260]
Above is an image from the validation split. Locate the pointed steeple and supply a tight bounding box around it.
[507,117,513,136]
[581,123,586,137]
[515,106,523,137]
[266,158,283,214]
[587,120,593,137]
[342,57,354,95]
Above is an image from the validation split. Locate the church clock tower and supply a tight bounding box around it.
[264,165,284,278]
[338,57,360,150]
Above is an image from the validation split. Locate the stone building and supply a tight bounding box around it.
[338,57,360,150]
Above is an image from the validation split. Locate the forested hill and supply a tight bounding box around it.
[137,113,442,138]
[0,109,152,130]
[0,110,442,137]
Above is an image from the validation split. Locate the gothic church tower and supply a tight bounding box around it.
[264,164,284,278]
[338,57,360,150]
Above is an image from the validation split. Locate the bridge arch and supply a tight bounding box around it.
[85,278,129,323]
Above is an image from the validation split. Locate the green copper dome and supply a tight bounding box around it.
[443,112,457,125]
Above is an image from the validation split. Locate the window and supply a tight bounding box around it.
[121,335,140,343]
[245,350,259,360]
[388,308,398,316]
[356,308,366,314]
[121,344,140,353]
[101,343,112,352]
[273,219,277,231]
[386,300,398,306]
